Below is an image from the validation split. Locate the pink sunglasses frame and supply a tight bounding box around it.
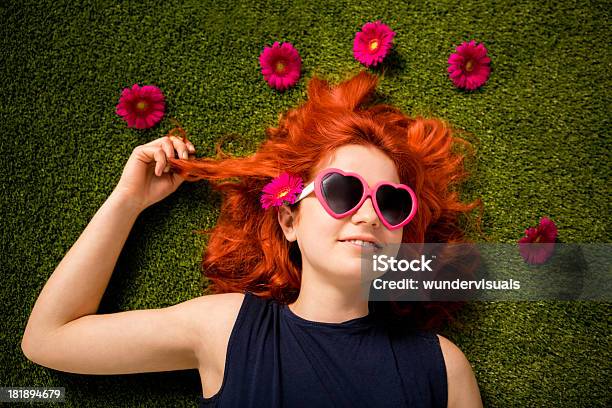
[293,167,418,230]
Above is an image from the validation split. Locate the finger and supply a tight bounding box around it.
[186,140,196,153]
[167,135,191,160]
[167,133,194,151]
[144,135,196,154]
[160,137,177,160]
[153,147,167,177]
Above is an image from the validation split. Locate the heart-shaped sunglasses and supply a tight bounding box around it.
[293,168,418,230]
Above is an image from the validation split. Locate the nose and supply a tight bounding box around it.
[351,197,381,228]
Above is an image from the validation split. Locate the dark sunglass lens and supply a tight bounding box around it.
[321,173,363,214]
[376,185,413,226]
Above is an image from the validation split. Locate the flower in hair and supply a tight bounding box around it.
[259,42,302,91]
[353,21,396,67]
[518,217,558,264]
[447,40,491,90]
[260,172,304,209]
[116,84,165,129]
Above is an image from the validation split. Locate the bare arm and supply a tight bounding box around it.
[21,189,205,374]
[21,291,244,374]
[21,135,206,373]
[22,191,141,342]
[437,334,483,408]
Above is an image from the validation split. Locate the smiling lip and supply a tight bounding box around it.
[339,236,383,249]
[341,240,378,250]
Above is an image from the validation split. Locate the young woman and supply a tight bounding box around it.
[22,70,483,407]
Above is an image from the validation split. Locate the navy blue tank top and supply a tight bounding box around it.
[198,291,447,407]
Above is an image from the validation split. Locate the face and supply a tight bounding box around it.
[278,144,405,286]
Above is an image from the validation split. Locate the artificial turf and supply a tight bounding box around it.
[1,0,610,406]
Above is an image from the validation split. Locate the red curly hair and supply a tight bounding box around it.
[165,70,485,330]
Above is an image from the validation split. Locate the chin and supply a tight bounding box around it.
[332,259,367,282]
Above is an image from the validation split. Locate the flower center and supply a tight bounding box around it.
[277,189,289,198]
[276,61,286,73]
[369,39,379,51]
[136,101,148,110]
[465,60,474,72]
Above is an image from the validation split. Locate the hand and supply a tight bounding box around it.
[112,135,197,212]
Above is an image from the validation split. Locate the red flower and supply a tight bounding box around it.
[116,84,165,129]
[518,217,558,264]
[353,21,396,67]
[260,172,304,209]
[447,40,491,90]
[259,42,302,91]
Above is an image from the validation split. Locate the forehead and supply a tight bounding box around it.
[312,144,400,185]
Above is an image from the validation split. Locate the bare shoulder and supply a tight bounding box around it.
[181,291,246,315]
[182,292,246,338]
[436,334,483,408]
[197,293,244,352]
[166,292,245,363]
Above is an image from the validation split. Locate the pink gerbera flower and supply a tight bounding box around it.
[518,217,559,265]
[260,172,304,209]
[353,20,396,67]
[116,84,165,129]
[447,40,491,90]
[259,42,302,91]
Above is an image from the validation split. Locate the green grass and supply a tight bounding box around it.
[1,0,610,406]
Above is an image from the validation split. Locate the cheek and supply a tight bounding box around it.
[298,200,341,243]
[311,209,340,240]
[385,228,404,245]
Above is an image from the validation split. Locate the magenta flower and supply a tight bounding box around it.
[518,217,559,265]
[259,42,302,91]
[116,84,165,129]
[447,40,491,90]
[353,20,396,67]
[260,172,304,209]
